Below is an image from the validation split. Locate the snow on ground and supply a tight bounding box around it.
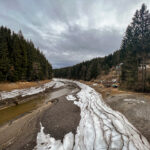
[53,81,65,89]
[34,79,150,150]
[34,123,74,150]
[92,83,98,86]
[0,81,58,100]
[66,95,76,101]
[124,98,145,104]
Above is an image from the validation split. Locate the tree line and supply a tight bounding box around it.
[120,4,150,91]
[0,26,52,82]
[54,4,150,92]
[54,50,120,81]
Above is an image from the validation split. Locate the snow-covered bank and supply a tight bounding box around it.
[34,79,150,150]
[66,95,76,101]
[124,98,145,104]
[53,81,65,89]
[0,80,65,100]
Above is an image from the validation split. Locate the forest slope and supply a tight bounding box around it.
[0,26,52,82]
[54,4,150,92]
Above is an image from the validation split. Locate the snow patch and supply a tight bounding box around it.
[0,81,56,100]
[112,79,117,83]
[66,95,76,101]
[34,123,74,150]
[34,79,150,150]
[124,98,145,104]
[53,81,65,89]
[92,83,98,86]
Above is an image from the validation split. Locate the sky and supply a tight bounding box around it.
[0,0,150,68]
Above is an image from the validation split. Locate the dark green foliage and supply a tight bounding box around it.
[54,52,121,81]
[54,4,150,92]
[0,29,10,81]
[120,4,150,91]
[0,26,52,82]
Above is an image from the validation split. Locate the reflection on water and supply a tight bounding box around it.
[0,96,45,126]
[0,87,75,126]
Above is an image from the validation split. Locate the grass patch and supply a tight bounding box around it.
[0,80,51,92]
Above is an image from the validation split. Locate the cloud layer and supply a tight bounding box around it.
[0,0,150,68]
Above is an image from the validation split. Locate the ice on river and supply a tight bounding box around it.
[53,81,65,89]
[0,80,64,100]
[34,79,150,150]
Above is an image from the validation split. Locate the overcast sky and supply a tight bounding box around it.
[0,0,150,68]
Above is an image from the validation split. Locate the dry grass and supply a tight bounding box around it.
[0,80,51,92]
[96,69,118,81]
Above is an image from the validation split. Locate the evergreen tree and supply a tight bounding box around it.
[120,3,150,91]
[54,4,150,92]
[0,31,10,81]
[0,26,52,82]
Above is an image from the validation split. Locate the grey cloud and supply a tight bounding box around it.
[0,0,150,68]
[59,26,122,53]
[46,26,122,68]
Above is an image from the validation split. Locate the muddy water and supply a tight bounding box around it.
[0,96,45,126]
[0,87,73,126]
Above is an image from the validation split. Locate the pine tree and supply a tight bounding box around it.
[120,4,150,91]
[0,26,52,82]
[0,36,10,81]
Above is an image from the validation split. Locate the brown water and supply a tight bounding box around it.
[0,96,45,126]
[0,87,74,126]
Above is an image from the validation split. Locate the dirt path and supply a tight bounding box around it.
[0,82,80,150]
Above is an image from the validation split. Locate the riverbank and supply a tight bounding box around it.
[0,80,80,150]
[0,80,51,92]
[0,98,52,150]
[0,80,67,125]
[34,79,150,150]
[81,80,150,142]
[0,81,56,110]
[0,79,150,150]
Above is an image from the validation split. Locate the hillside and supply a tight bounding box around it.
[0,26,52,82]
[54,4,150,92]
[54,51,120,81]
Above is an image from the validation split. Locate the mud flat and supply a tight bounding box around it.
[1,79,150,150]
[34,79,150,150]
[85,81,150,143]
[0,82,55,110]
[105,93,150,142]
[0,100,52,150]
[0,81,80,150]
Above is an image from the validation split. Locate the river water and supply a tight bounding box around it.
[0,87,73,126]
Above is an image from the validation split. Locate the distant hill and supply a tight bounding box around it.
[54,50,120,81]
[54,4,150,92]
[0,26,52,82]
